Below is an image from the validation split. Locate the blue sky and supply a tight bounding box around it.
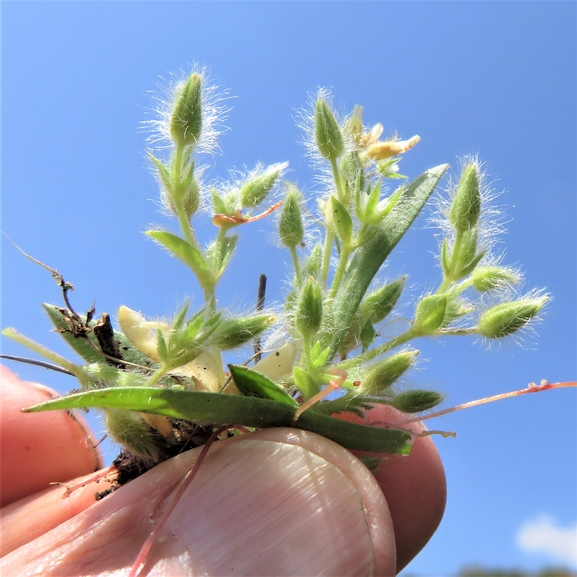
[1,2,576,574]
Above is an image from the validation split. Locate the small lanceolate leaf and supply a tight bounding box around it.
[229,365,298,407]
[43,303,103,363]
[328,164,449,359]
[23,387,412,454]
[146,230,215,288]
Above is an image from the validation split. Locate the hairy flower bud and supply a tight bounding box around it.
[170,73,203,147]
[295,277,323,336]
[279,182,304,248]
[361,350,418,395]
[391,390,443,413]
[478,296,548,338]
[472,266,519,292]
[449,163,481,233]
[359,277,406,324]
[211,314,275,350]
[240,163,286,209]
[412,294,448,336]
[104,409,161,461]
[315,97,344,162]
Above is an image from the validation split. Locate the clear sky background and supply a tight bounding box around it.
[1,2,576,575]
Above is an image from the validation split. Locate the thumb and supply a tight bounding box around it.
[1,428,397,576]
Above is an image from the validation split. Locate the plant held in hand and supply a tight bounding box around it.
[2,68,574,577]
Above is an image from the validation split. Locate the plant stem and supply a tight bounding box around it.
[144,366,170,387]
[289,245,301,285]
[328,245,351,299]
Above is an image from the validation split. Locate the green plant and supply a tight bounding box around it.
[3,69,569,467]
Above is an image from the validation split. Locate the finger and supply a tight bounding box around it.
[338,405,447,572]
[0,365,103,506]
[1,429,397,576]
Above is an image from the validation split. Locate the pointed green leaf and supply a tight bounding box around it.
[327,164,449,359]
[23,386,412,454]
[146,230,214,288]
[43,303,103,363]
[229,364,298,407]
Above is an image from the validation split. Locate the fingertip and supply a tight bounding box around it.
[337,405,447,571]
[0,365,103,507]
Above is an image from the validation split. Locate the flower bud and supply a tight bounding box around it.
[240,163,287,209]
[391,390,443,413]
[345,105,363,141]
[478,296,548,339]
[449,163,481,233]
[170,73,203,147]
[279,182,304,248]
[104,409,161,461]
[412,294,448,336]
[361,350,418,395]
[302,244,322,280]
[315,97,344,162]
[295,277,323,337]
[471,266,519,292]
[359,277,406,324]
[211,314,275,350]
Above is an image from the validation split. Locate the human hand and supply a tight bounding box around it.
[0,365,446,576]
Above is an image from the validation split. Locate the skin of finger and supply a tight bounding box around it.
[338,406,447,572]
[0,365,103,507]
[0,468,116,556]
[0,429,397,576]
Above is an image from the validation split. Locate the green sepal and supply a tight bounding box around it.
[146,230,215,289]
[211,189,229,215]
[456,249,486,279]
[23,387,412,454]
[310,341,330,370]
[229,364,298,407]
[412,294,447,336]
[293,366,319,399]
[206,235,238,279]
[360,320,376,351]
[330,196,353,248]
[148,152,173,196]
[440,239,450,278]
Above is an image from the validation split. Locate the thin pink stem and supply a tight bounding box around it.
[129,426,248,577]
[60,464,117,498]
[292,368,347,424]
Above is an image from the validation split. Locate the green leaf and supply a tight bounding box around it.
[146,230,215,288]
[327,164,449,359]
[43,303,103,363]
[292,365,319,399]
[229,365,298,407]
[23,386,412,454]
